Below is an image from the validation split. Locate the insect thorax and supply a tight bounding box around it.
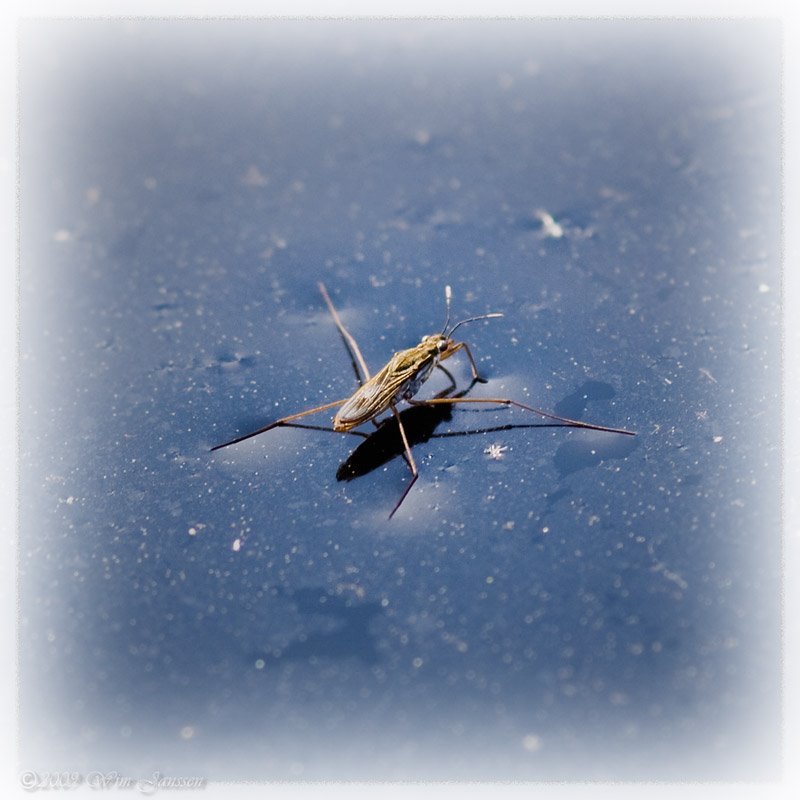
[395,358,436,402]
[394,336,449,402]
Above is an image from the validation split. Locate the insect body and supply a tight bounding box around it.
[212,284,636,517]
[334,325,489,431]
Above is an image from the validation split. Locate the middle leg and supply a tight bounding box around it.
[407,396,636,436]
[388,403,420,518]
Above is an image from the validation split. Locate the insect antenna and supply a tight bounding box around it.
[440,285,453,335]
[440,285,503,337]
[447,311,504,338]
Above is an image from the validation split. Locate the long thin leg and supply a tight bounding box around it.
[211,397,350,451]
[388,403,419,518]
[267,422,370,439]
[435,363,458,395]
[318,282,371,383]
[407,396,636,436]
[384,370,484,517]
[448,341,488,383]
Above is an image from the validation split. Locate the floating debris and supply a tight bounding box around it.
[533,209,565,239]
[484,443,509,460]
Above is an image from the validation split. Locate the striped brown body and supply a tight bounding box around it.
[333,333,457,431]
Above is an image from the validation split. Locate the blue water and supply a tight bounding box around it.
[19,20,781,781]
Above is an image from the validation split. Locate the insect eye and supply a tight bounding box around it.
[437,340,448,352]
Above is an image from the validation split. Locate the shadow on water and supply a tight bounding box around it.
[550,380,639,476]
[554,433,639,478]
[336,401,456,481]
[231,376,636,485]
[258,586,384,665]
[335,406,584,483]
[554,379,616,419]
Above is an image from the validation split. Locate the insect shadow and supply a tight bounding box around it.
[253,586,383,665]
[270,381,470,482]
[338,409,580,483]
[274,378,592,484]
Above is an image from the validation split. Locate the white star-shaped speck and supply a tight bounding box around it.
[484,443,509,460]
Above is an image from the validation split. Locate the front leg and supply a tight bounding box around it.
[448,341,488,383]
[435,363,458,395]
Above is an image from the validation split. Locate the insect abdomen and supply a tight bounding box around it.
[333,348,438,432]
[333,383,383,431]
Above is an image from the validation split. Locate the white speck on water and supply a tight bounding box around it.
[484,443,508,460]
[534,209,564,238]
[497,72,515,90]
[652,561,689,590]
[609,691,629,706]
[232,538,242,552]
[241,164,269,187]
[758,283,770,293]
[522,734,543,752]
[523,60,540,76]
[413,129,431,146]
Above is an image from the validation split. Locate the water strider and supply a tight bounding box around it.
[212,283,636,517]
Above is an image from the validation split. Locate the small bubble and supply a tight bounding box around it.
[497,72,514,90]
[413,129,431,146]
[522,734,542,752]
[609,691,629,706]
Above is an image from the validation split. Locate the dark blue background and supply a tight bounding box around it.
[19,20,781,781]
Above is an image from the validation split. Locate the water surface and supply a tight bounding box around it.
[19,19,781,781]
